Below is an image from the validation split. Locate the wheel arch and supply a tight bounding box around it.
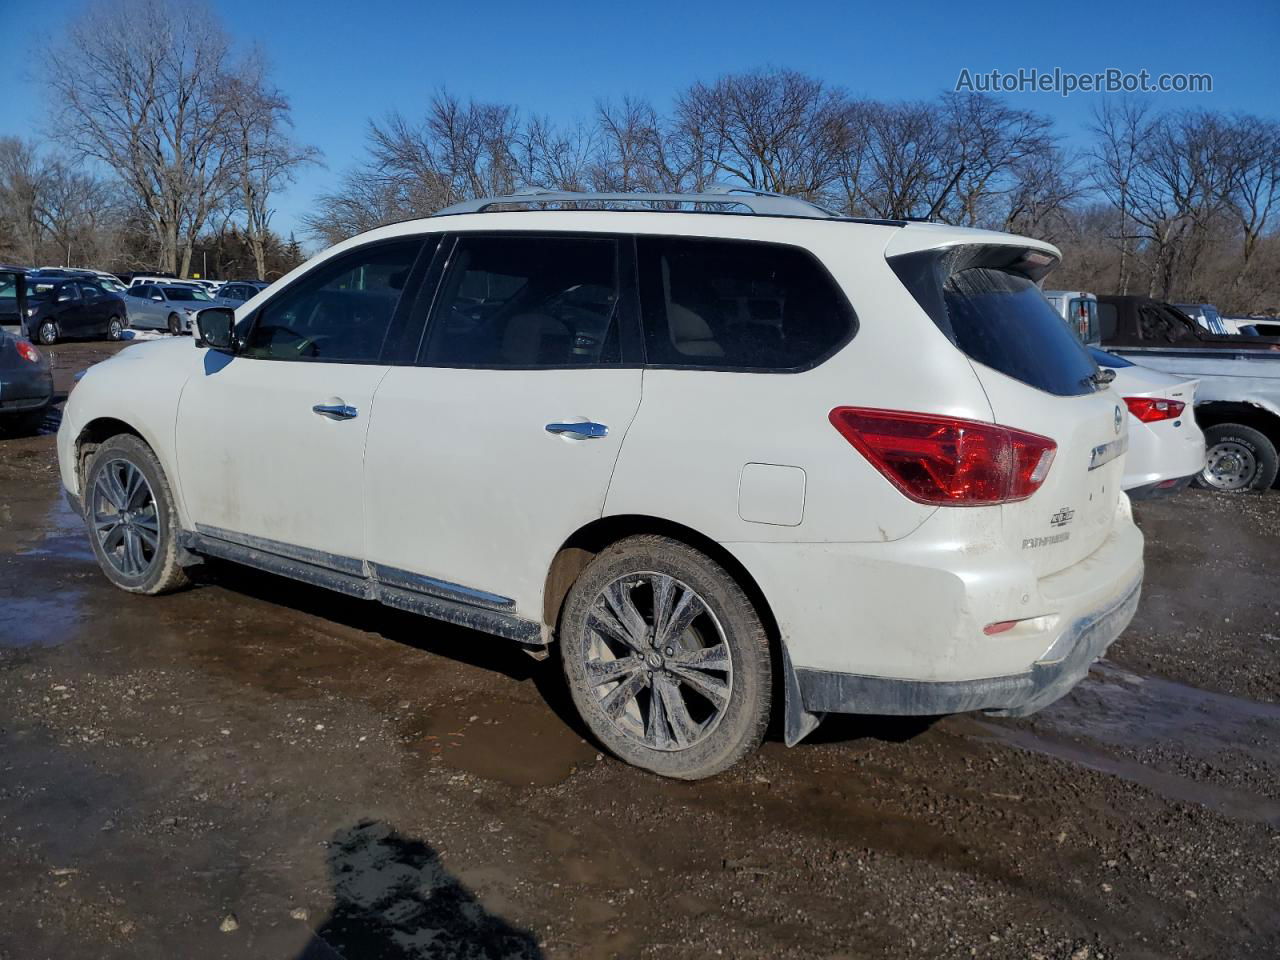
[542,514,781,643]
[1195,401,1280,443]
[74,417,148,496]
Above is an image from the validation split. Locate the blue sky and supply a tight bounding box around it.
[4,0,1278,246]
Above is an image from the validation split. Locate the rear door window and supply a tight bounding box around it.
[942,268,1098,397]
[637,237,855,370]
[422,234,623,367]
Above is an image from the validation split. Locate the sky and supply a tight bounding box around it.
[3,0,1278,248]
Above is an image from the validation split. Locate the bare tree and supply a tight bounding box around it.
[46,0,237,276]
[673,69,848,198]
[218,50,320,280]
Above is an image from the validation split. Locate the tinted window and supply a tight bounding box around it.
[241,239,422,363]
[424,235,620,367]
[637,237,854,370]
[943,268,1098,397]
[80,282,102,300]
[127,286,148,298]
[163,286,211,302]
[1097,301,1118,341]
[0,272,19,304]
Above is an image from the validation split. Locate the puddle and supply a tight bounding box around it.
[407,697,596,787]
[975,661,1280,827]
[0,590,88,648]
[17,492,93,561]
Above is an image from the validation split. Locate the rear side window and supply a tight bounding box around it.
[423,235,621,367]
[943,268,1098,397]
[637,237,854,370]
[1098,301,1118,341]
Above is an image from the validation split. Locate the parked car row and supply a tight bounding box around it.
[0,264,275,345]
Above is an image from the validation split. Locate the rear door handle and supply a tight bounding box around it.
[545,420,608,440]
[313,402,358,421]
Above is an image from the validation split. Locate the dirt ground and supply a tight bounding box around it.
[1,340,1277,960]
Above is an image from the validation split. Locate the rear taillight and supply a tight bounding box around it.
[829,407,1057,506]
[15,340,40,364]
[1123,397,1185,423]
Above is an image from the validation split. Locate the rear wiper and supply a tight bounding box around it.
[1084,368,1116,389]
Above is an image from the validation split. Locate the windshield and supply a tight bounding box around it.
[163,286,212,301]
[1202,305,1226,334]
[99,279,126,293]
[1087,346,1134,368]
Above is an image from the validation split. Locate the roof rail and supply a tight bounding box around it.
[433,183,835,219]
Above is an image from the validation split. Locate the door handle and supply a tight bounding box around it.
[545,420,609,440]
[313,402,358,421]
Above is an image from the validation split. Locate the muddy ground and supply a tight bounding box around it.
[1,340,1277,960]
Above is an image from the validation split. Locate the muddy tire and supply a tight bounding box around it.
[559,535,771,780]
[1195,424,1279,493]
[167,313,181,336]
[83,434,190,595]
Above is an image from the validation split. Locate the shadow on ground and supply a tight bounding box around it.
[297,821,542,960]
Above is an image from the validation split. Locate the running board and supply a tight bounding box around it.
[180,529,544,645]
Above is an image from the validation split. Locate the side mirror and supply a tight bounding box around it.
[194,308,237,351]
[151,294,163,301]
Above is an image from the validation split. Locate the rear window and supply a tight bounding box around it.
[943,268,1098,397]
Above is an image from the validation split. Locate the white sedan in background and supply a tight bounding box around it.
[1089,346,1205,498]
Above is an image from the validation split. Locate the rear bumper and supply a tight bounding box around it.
[0,366,54,412]
[792,573,1141,720]
[1126,473,1196,500]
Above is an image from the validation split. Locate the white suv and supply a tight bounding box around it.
[57,188,1144,779]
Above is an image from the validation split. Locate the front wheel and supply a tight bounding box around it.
[83,434,191,594]
[37,320,58,345]
[1195,423,1279,492]
[559,535,771,780]
[167,313,181,336]
[106,316,124,341]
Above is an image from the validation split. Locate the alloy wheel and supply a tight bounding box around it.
[1202,440,1257,491]
[582,573,732,752]
[90,459,160,577]
[38,321,57,345]
[107,317,123,340]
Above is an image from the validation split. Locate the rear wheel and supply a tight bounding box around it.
[559,535,771,780]
[37,320,58,345]
[83,434,190,594]
[1195,423,1279,492]
[167,313,181,336]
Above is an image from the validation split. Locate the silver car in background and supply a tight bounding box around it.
[124,283,233,334]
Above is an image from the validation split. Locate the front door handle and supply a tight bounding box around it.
[313,402,358,421]
[545,420,609,440]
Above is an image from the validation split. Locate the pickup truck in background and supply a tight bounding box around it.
[1098,295,1280,492]
[1044,291,1204,498]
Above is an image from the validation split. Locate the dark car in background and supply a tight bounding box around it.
[0,265,27,331]
[24,277,128,345]
[0,328,54,434]
[216,280,270,304]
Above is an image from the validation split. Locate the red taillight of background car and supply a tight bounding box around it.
[1123,396,1185,423]
[15,340,40,364]
[828,407,1057,506]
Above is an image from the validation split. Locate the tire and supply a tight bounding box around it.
[106,316,124,341]
[82,434,190,595]
[1194,423,1279,493]
[559,535,771,780]
[167,313,181,336]
[37,320,58,345]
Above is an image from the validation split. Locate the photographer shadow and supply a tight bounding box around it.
[296,820,542,960]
